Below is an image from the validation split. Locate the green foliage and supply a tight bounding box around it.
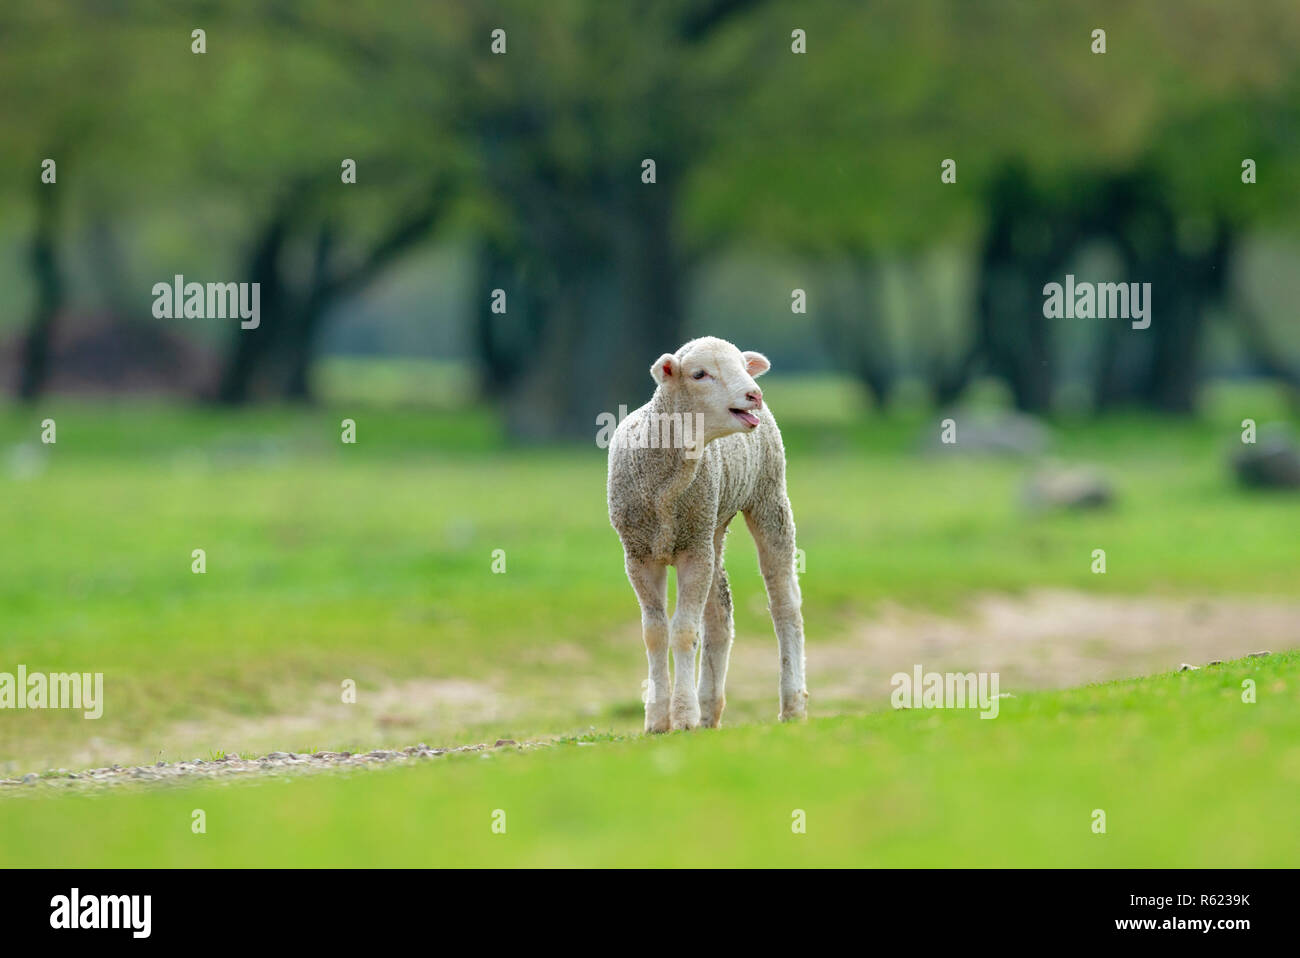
[4,1,1296,247]
[688,0,1300,247]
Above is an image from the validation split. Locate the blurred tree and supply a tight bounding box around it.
[689,0,1300,414]
[457,0,774,436]
[2,0,1299,419]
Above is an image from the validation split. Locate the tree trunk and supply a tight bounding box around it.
[217,208,293,404]
[17,182,64,400]
[497,183,687,440]
[814,254,894,408]
[283,224,338,402]
[474,235,549,399]
[977,265,1054,414]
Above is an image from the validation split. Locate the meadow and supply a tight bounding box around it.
[0,373,1296,866]
[1,653,1295,867]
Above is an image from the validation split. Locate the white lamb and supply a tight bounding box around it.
[607,336,809,732]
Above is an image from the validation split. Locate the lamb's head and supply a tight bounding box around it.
[650,336,771,442]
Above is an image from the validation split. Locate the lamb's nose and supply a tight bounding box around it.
[746,388,763,408]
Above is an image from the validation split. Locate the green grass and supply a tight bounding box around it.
[0,377,1296,771]
[1,653,1295,867]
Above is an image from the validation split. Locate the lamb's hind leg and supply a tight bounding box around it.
[744,501,809,722]
[697,523,734,729]
[626,557,670,733]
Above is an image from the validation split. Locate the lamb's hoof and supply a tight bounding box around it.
[644,711,671,734]
[670,698,700,731]
[698,699,725,729]
[779,690,809,723]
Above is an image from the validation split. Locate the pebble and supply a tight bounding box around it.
[6,739,539,793]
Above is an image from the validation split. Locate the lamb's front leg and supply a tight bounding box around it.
[669,548,714,731]
[626,557,670,733]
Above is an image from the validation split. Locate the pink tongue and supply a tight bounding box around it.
[736,410,759,427]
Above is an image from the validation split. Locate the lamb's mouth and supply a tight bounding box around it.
[730,408,760,428]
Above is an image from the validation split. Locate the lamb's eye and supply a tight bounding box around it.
[692,370,708,380]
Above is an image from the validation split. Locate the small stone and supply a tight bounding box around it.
[155,761,165,767]
[1233,431,1300,489]
[1247,650,1272,658]
[1208,660,1224,666]
[494,739,517,747]
[1178,663,1199,671]
[266,751,290,760]
[923,412,1049,458]
[1022,465,1114,512]
[21,773,38,783]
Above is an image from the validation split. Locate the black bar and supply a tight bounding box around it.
[0,868,1284,943]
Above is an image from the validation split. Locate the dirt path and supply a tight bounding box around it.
[792,589,1293,708]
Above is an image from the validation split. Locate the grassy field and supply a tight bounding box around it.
[1,652,1295,867]
[0,374,1297,866]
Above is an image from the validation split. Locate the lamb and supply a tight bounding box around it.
[607,336,809,732]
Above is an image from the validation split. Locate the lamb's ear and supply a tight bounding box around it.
[650,353,680,385]
[742,351,771,377]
